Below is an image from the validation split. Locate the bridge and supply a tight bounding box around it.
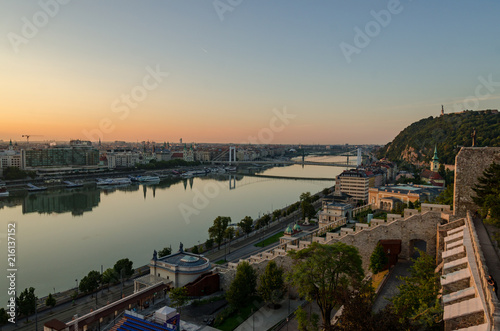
[212,147,369,168]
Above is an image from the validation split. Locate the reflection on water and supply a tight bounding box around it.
[0,158,343,299]
[1,175,249,216]
[22,187,101,216]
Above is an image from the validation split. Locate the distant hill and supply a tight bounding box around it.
[377,110,500,165]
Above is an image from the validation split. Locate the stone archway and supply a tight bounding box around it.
[409,239,427,259]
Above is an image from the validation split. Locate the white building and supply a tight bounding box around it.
[106,151,140,168]
[0,140,23,176]
[148,245,211,288]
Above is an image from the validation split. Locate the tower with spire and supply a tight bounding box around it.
[430,145,440,172]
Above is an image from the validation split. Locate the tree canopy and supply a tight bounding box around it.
[287,242,364,331]
[208,216,231,250]
[258,260,285,307]
[238,216,253,235]
[45,293,56,310]
[158,246,172,258]
[102,268,118,290]
[473,162,500,224]
[226,261,257,308]
[377,111,500,164]
[79,270,102,296]
[16,287,37,321]
[114,258,134,278]
[369,243,388,274]
[169,287,188,310]
[390,249,442,328]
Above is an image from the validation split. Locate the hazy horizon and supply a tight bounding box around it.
[2,1,499,145]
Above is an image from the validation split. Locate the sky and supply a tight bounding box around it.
[1,1,500,145]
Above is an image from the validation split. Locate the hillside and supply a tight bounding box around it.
[377,110,500,165]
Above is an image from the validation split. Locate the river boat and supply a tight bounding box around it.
[0,184,9,197]
[64,181,83,188]
[181,170,206,178]
[27,183,47,192]
[96,178,131,186]
[134,175,160,182]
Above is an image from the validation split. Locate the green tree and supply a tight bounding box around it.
[224,227,234,246]
[169,287,188,312]
[300,192,316,219]
[16,287,36,321]
[102,268,118,291]
[0,308,8,325]
[208,216,231,250]
[287,242,364,331]
[2,167,36,180]
[114,258,134,278]
[369,243,388,274]
[205,238,214,250]
[238,216,254,235]
[258,261,285,308]
[336,280,405,331]
[473,162,500,224]
[226,261,257,308]
[158,246,172,258]
[191,245,199,254]
[390,249,442,328]
[436,184,454,207]
[45,293,56,311]
[79,270,102,296]
[296,306,320,331]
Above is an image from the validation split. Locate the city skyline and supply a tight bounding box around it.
[1,1,500,144]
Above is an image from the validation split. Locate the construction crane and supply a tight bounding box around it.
[22,135,43,144]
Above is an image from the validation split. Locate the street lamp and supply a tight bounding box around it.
[75,279,78,294]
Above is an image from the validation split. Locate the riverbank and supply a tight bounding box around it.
[26,184,331,321]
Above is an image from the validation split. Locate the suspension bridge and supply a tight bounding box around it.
[211,147,368,168]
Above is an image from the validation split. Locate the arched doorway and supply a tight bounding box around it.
[409,239,427,259]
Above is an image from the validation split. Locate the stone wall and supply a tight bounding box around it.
[330,211,442,272]
[454,147,500,217]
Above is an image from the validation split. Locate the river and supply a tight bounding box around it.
[0,156,345,299]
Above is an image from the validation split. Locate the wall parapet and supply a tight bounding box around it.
[465,211,500,329]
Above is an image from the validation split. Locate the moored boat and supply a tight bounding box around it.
[0,184,9,197]
[136,175,160,182]
[96,178,132,186]
[27,183,47,192]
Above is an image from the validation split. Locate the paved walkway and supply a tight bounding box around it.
[474,216,500,282]
[372,261,412,313]
[235,299,303,331]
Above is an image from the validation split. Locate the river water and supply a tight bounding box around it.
[0,156,344,299]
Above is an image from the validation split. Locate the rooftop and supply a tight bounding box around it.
[158,252,208,267]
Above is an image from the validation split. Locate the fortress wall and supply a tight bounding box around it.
[454,147,500,217]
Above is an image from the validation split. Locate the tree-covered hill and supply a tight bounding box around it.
[377,110,500,165]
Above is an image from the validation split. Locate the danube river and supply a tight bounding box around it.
[0,156,345,299]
